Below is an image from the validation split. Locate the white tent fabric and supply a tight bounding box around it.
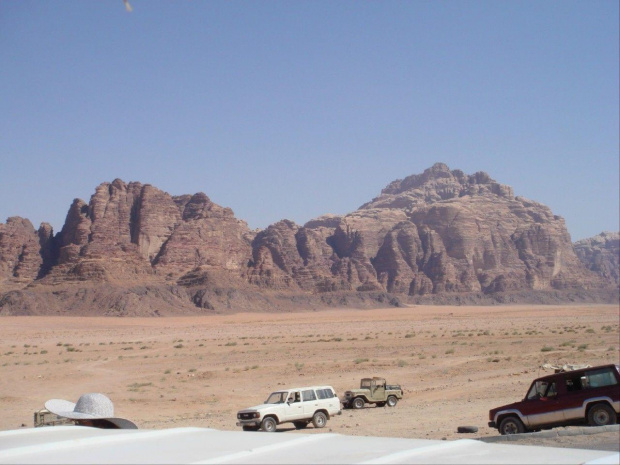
[0,426,618,465]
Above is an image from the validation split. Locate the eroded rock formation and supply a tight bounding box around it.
[574,232,619,287]
[0,164,616,315]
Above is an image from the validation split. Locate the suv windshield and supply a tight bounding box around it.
[526,380,557,399]
[265,392,287,404]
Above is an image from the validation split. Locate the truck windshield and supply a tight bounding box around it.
[265,392,287,404]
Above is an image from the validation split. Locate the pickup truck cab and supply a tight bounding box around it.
[236,385,341,432]
[489,364,620,435]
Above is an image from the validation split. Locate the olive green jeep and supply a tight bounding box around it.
[342,377,403,409]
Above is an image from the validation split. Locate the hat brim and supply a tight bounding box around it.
[45,399,137,429]
[106,418,138,429]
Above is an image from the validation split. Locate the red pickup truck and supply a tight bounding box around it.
[489,364,620,435]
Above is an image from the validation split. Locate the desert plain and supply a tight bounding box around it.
[0,304,618,442]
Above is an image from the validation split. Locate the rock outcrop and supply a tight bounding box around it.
[247,163,607,297]
[0,164,617,315]
[38,179,254,286]
[574,232,619,287]
[0,217,48,290]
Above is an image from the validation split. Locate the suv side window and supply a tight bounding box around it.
[585,368,618,388]
[302,389,317,401]
[565,375,584,392]
[317,388,334,399]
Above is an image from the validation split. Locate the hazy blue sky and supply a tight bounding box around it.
[1,1,618,241]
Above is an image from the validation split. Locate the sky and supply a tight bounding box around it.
[1,1,618,242]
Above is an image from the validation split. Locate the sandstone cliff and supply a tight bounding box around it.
[574,232,619,287]
[248,163,607,297]
[0,164,617,315]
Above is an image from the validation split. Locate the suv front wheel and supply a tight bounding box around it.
[499,416,525,435]
[588,404,617,427]
[261,417,277,432]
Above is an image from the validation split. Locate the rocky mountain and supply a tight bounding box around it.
[1,164,617,316]
[573,232,619,287]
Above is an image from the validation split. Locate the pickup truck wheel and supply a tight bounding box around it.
[588,404,616,426]
[387,396,398,407]
[499,416,525,435]
[293,421,308,429]
[261,417,277,432]
[312,412,327,428]
[352,398,365,409]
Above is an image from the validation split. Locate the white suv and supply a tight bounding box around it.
[236,385,341,432]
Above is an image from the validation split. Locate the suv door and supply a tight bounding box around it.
[317,387,340,414]
[301,389,320,417]
[521,377,564,428]
[563,367,620,421]
[283,390,305,421]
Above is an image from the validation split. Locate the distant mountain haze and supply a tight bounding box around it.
[1,164,617,316]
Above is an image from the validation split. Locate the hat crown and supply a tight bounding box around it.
[74,393,114,417]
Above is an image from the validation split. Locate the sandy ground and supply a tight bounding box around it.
[0,304,618,443]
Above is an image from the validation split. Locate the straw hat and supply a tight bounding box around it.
[45,393,137,429]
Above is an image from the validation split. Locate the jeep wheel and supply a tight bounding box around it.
[261,417,277,432]
[499,416,525,435]
[293,421,308,429]
[387,396,398,407]
[312,412,327,428]
[588,404,617,427]
[352,398,365,409]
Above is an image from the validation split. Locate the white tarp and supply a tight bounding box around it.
[0,426,618,465]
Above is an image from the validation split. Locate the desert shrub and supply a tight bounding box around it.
[128,382,153,392]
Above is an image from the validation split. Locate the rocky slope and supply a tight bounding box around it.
[0,164,617,315]
[574,232,619,287]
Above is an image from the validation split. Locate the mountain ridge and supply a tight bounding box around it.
[1,163,617,315]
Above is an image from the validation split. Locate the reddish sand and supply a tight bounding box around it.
[1,304,618,441]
